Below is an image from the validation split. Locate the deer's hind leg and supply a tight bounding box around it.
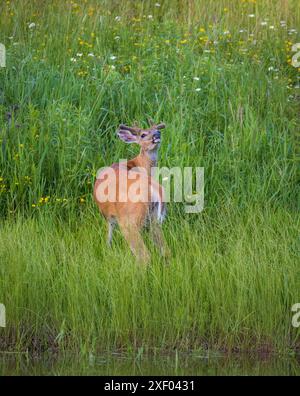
[149,219,170,259]
[107,218,116,246]
[118,219,150,264]
[149,202,170,259]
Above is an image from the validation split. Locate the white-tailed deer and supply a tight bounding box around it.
[94,120,169,263]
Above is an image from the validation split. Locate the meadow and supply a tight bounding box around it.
[0,0,299,355]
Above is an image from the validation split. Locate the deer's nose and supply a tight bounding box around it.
[153,130,161,139]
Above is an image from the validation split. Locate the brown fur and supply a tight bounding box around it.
[94,121,169,264]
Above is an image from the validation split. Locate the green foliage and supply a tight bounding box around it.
[0,0,299,352]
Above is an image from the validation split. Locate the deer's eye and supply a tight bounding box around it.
[141,133,147,139]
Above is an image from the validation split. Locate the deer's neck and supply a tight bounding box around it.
[133,149,158,175]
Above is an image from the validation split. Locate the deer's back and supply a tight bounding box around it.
[94,163,165,227]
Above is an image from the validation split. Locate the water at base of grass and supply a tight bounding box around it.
[0,352,299,376]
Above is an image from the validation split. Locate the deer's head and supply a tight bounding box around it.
[117,120,165,154]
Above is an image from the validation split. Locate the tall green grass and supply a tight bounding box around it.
[0,0,299,353]
[0,205,299,353]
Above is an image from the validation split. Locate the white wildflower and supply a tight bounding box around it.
[28,22,36,29]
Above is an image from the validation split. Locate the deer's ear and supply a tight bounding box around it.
[117,129,138,144]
